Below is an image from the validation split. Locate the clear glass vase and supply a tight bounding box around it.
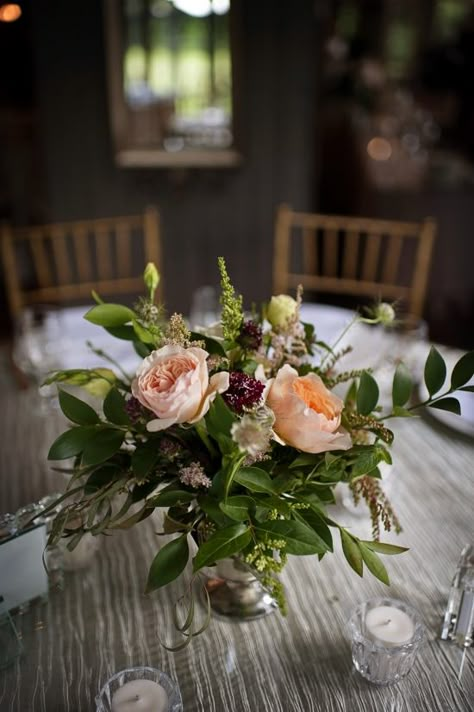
[205,557,279,620]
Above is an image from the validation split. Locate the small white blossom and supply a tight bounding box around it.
[231,415,272,457]
[179,462,212,489]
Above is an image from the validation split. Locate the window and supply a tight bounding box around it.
[104,0,240,167]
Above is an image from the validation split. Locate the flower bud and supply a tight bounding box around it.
[376,302,396,325]
[267,295,298,330]
[143,262,160,296]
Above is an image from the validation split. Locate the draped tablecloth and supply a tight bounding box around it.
[1,305,473,712]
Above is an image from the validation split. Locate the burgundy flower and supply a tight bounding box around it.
[125,396,145,423]
[223,371,265,413]
[237,320,263,351]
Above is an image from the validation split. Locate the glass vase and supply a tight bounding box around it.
[205,557,278,620]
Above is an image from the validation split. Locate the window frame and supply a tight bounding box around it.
[103,0,242,168]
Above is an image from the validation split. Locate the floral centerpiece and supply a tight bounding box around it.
[44,259,473,645]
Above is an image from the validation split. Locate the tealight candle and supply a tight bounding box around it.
[349,598,424,685]
[365,604,415,647]
[111,679,168,712]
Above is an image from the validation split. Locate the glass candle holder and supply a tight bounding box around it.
[348,598,424,685]
[95,667,182,712]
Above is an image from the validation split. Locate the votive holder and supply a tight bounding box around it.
[95,666,183,712]
[348,597,424,685]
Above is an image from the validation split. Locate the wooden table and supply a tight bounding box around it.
[0,307,473,711]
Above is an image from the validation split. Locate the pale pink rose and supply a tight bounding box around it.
[131,345,229,432]
[266,364,351,454]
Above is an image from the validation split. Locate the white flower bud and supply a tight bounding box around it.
[267,295,298,330]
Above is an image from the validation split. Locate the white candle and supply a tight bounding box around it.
[111,679,168,712]
[365,605,415,647]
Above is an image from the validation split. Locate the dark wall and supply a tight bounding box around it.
[29,0,321,314]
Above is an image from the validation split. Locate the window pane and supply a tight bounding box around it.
[122,0,233,151]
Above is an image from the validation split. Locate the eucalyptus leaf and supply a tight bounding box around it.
[359,542,389,585]
[340,529,363,576]
[145,535,189,593]
[58,389,100,426]
[84,303,135,327]
[357,371,379,415]
[193,524,252,572]
[430,397,461,415]
[81,429,125,467]
[424,346,446,396]
[392,362,412,408]
[460,385,474,392]
[255,520,329,555]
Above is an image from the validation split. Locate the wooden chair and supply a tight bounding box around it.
[273,204,436,318]
[1,206,163,317]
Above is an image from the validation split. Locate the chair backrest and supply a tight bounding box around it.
[273,204,436,318]
[1,206,162,317]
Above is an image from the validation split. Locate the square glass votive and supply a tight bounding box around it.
[95,666,183,712]
[348,597,424,685]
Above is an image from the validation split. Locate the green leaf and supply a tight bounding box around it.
[359,542,389,585]
[48,426,94,460]
[81,429,125,467]
[357,371,379,415]
[424,346,446,396]
[392,362,412,407]
[193,524,252,572]
[351,446,391,478]
[451,351,474,390]
[460,385,474,392]
[360,541,409,555]
[198,495,233,527]
[430,397,461,415]
[133,340,153,358]
[132,318,154,344]
[151,490,196,507]
[84,304,135,327]
[296,509,333,552]
[103,388,131,426]
[131,443,160,481]
[145,535,189,593]
[58,389,100,426]
[340,529,363,576]
[190,332,226,356]
[84,463,122,494]
[255,520,329,555]
[392,406,417,417]
[219,496,254,521]
[233,466,277,494]
[205,394,236,441]
[105,325,137,341]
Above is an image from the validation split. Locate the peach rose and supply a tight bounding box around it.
[266,365,351,453]
[131,345,229,432]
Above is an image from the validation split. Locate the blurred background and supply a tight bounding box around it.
[0,0,473,347]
